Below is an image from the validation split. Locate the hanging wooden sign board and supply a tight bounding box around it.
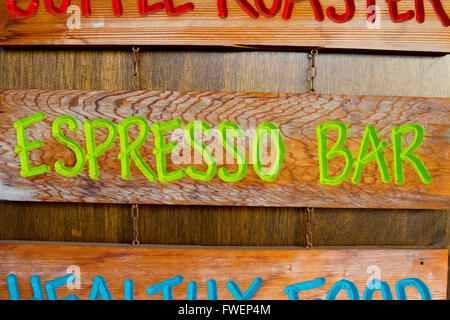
[0,90,449,208]
[0,0,449,52]
[0,243,447,300]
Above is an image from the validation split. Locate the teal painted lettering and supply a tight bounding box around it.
[395,278,431,300]
[326,279,360,300]
[207,279,218,300]
[226,277,263,300]
[363,279,393,300]
[45,274,78,300]
[185,280,218,300]
[124,279,134,300]
[7,274,44,300]
[284,277,326,300]
[6,274,20,300]
[187,281,197,300]
[147,275,184,300]
[89,276,113,300]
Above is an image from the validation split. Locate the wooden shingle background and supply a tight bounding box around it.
[0,48,448,298]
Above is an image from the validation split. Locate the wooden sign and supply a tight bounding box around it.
[0,0,449,52]
[0,243,446,300]
[0,90,449,208]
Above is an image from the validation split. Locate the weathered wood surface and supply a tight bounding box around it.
[0,202,447,247]
[0,90,448,208]
[0,48,448,295]
[0,49,447,246]
[0,0,449,52]
[0,243,446,300]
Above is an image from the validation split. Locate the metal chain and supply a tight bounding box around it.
[132,46,140,91]
[306,207,313,248]
[131,46,140,247]
[131,204,140,247]
[306,49,317,248]
[307,49,318,95]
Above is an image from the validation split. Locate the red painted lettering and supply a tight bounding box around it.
[163,0,194,16]
[283,0,324,21]
[81,0,91,16]
[217,0,259,18]
[415,0,450,26]
[112,0,123,16]
[326,0,355,23]
[139,0,164,15]
[44,0,70,15]
[6,0,39,18]
[386,0,415,22]
[255,0,282,17]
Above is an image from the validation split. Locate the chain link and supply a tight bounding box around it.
[128,46,316,249]
[131,47,141,247]
[306,50,317,248]
[132,46,140,91]
[306,207,313,248]
[307,49,318,95]
[131,204,140,247]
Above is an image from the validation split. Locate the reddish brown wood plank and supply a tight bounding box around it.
[0,243,446,300]
[0,0,449,52]
[0,90,449,208]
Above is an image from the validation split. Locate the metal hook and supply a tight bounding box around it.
[306,207,313,248]
[307,49,318,95]
[131,204,140,247]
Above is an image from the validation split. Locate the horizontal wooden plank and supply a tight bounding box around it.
[0,0,449,52]
[0,90,448,208]
[0,243,446,300]
[315,53,450,98]
[0,201,447,247]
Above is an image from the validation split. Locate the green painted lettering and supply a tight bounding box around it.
[84,119,117,180]
[52,115,86,178]
[252,122,286,182]
[184,120,217,181]
[316,121,353,185]
[351,125,391,184]
[13,112,50,177]
[217,121,247,182]
[392,123,431,184]
[118,116,156,182]
[152,118,186,183]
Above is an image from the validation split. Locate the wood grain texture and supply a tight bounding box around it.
[3,48,449,97]
[312,208,448,246]
[0,48,135,90]
[0,48,448,296]
[0,243,447,300]
[448,212,450,295]
[0,0,449,52]
[0,202,447,247]
[315,53,450,98]
[0,90,448,208]
[138,50,310,93]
